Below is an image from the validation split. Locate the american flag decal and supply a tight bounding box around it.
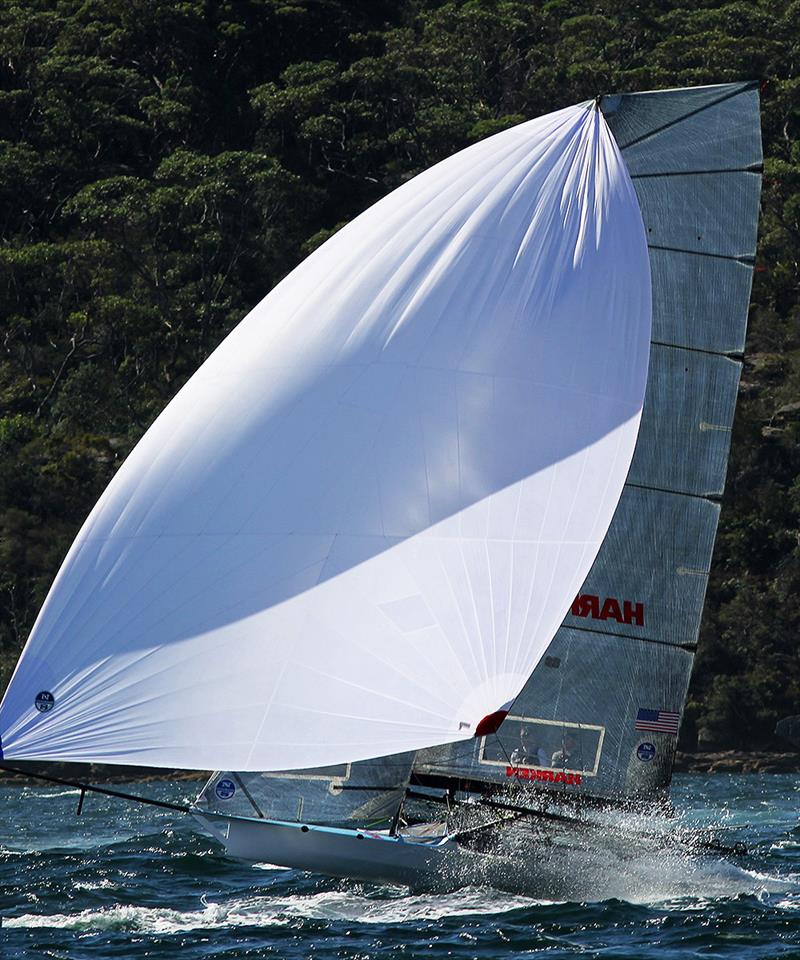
[635,708,680,735]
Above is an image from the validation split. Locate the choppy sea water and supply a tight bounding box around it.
[0,773,798,958]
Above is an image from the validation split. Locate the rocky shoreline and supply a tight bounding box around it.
[673,750,800,774]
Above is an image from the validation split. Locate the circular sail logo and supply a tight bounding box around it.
[636,741,656,762]
[215,778,236,800]
[34,691,55,714]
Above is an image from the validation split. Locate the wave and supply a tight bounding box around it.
[3,887,538,933]
[620,861,796,906]
[27,789,82,798]
[775,896,800,911]
[7,877,800,936]
[72,878,118,892]
[4,902,270,934]
[771,839,800,851]
[262,886,542,922]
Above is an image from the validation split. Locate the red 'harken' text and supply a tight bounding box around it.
[506,766,582,786]
[571,593,644,627]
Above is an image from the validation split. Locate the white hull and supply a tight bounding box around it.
[192,809,628,897]
[193,810,464,890]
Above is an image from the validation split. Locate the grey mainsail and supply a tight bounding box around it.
[414,81,762,802]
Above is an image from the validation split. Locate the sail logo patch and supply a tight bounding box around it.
[215,778,236,800]
[636,742,657,762]
[571,594,644,626]
[34,691,54,713]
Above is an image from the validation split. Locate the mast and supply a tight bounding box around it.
[414,81,762,803]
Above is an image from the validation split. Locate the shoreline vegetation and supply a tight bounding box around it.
[0,2,798,752]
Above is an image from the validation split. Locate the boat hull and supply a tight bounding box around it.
[193,810,468,890]
[192,809,631,897]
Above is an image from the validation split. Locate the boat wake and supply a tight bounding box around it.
[567,851,792,904]
[2,887,535,933]
[438,797,798,903]
[4,872,798,936]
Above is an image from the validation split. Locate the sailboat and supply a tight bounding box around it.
[0,81,761,895]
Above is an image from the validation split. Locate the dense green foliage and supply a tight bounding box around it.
[0,0,798,748]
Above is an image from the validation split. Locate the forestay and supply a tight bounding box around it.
[0,102,651,771]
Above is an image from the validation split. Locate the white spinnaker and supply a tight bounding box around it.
[0,103,651,770]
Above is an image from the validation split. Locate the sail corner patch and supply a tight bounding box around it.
[475,710,509,737]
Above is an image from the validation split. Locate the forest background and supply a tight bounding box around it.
[0,0,798,750]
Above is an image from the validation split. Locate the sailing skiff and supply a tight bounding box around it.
[0,82,762,894]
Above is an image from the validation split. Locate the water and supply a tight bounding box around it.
[1,773,798,957]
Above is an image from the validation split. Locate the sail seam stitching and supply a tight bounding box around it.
[616,82,758,150]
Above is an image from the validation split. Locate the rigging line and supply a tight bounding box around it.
[613,82,759,151]
[408,772,667,816]
[0,763,191,814]
[405,788,747,856]
[446,811,523,842]
[473,795,747,856]
[485,730,525,807]
[492,731,520,778]
[406,787,601,833]
[231,773,265,819]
